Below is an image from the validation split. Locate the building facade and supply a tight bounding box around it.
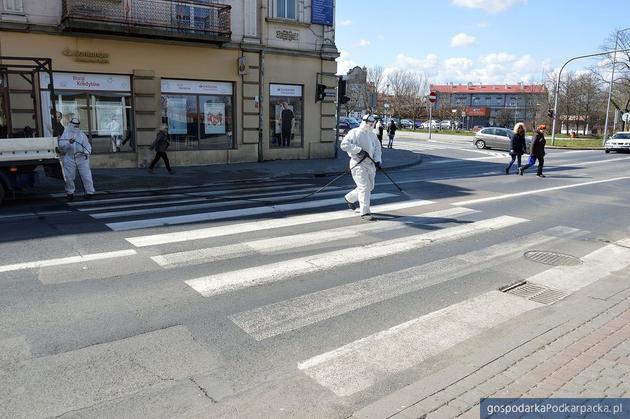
[0,0,339,168]
[431,83,547,129]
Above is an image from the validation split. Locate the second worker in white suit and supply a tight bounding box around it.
[58,118,95,200]
[340,114,382,221]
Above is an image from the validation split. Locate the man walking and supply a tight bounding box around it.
[340,114,382,221]
[149,125,174,174]
[519,124,547,177]
[58,118,95,200]
[387,119,397,149]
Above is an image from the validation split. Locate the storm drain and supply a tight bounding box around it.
[524,251,583,266]
[500,281,568,305]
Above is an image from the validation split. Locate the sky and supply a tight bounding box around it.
[335,0,629,85]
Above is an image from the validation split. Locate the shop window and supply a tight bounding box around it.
[160,79,235,151]
[269,84,303,148]
[161,95,199,151]
[2,0,23,14]
[276,0,296,19]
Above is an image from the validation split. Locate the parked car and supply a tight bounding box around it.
[420,120,439,129]
[473,127,532,151]
[339,116,360,129]
[399,119,413,129]
[604,132,630,153]
[439,120,453,129]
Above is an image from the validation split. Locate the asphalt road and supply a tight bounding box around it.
[1,135,629,418]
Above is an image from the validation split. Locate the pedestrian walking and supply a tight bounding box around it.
[387,119,397,149]
[375,118,384,146]
[149,125,174,174]
[340,114,382,221]
[505,122,526,174]
[519,124,547,177]
[58,118,95,200]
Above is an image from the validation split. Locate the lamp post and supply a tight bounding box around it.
[603,27,630,142]
[551,48,630,145]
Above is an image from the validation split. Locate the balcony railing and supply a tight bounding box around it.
[61,0,231,43]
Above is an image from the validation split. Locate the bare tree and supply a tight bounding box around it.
[386,70,428,119]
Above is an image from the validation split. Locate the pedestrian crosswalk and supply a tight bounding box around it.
[6,176,630,404]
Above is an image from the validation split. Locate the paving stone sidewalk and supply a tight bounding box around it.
[355,271,630,419]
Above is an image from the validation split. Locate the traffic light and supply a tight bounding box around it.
[547,109,555,118]
[316,83,326,102]
[338,77,350,105]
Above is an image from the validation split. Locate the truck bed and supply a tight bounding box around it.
[0,137,59,165]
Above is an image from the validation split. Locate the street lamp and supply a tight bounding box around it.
[603,27,630,142]
[551,48,630,145]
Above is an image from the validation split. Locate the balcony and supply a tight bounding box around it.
[61,0,231,44]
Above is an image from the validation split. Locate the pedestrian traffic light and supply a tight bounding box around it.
[316,83,326,102]
[547,109,555,118]
[338,77,350,105]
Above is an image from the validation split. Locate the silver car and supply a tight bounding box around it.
[604,132,630,153]
[473,127,532,151]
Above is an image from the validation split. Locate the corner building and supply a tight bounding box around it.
[0,0,339,168]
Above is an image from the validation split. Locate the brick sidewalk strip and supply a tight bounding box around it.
[385,299,630,419]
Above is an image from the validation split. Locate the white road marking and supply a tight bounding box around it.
[453,176,630,206]
[230,227,577,340]
[185,216,527,297]
[577,156,630,166]
[0,250,137,273]
[151,207,478,269]
[298,291,541,396]
[107,193,399,231]
[126,199,434,247]
[90,189,346,219]
[528,242,630,292]
[297,239,623,397]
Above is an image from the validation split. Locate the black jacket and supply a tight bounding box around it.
[509,133,526,156]
[530,132,546,157]
[151,131,170,152]
[387,121,397,135]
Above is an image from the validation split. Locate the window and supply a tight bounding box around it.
[269,84,303,148]
[160,79,235,150]
[276,0,296,19]
[2,0,23,14]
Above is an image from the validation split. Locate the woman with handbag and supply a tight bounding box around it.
[505,122,526,174]
[519,124,547,177]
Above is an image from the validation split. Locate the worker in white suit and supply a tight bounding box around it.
[340,114,382,221]
[58,118,95,200]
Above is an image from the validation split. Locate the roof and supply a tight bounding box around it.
[431,84,547,94]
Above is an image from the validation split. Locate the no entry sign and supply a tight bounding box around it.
[428,91,437,103]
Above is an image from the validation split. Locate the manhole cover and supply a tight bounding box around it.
[524,251,583,266]
[501,281,568,305]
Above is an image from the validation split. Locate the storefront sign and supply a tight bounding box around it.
[204,102,226,134]
[311,0,333,26]
[161,79,233,95]
[40,72,131,92]
[275,30,299,41]
[270,84,302,98]
[62,48,110,64]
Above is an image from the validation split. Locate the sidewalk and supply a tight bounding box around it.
[33,147,421,195]
[354,266,630,419]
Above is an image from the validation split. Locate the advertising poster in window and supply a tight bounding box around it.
[95,103,123,136]
[167,97,188,134]
[204,102,226,134]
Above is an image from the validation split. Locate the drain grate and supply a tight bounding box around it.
[502,281,568,305]
[524,251,583,266]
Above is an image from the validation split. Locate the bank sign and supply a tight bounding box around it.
[311,0,333,26]
[40,72,131,92]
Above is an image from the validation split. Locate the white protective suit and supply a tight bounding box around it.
[340,120,382,216]
[108,119,122,152]
[58,124,95,195]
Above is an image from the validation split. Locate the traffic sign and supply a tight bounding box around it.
[622,112,630,123]
[428,91,437,103]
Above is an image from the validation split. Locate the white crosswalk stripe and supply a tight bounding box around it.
[229,226,581,341]
[184,215,528,297]
[126,199,434,247]
[297,242,630,396]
